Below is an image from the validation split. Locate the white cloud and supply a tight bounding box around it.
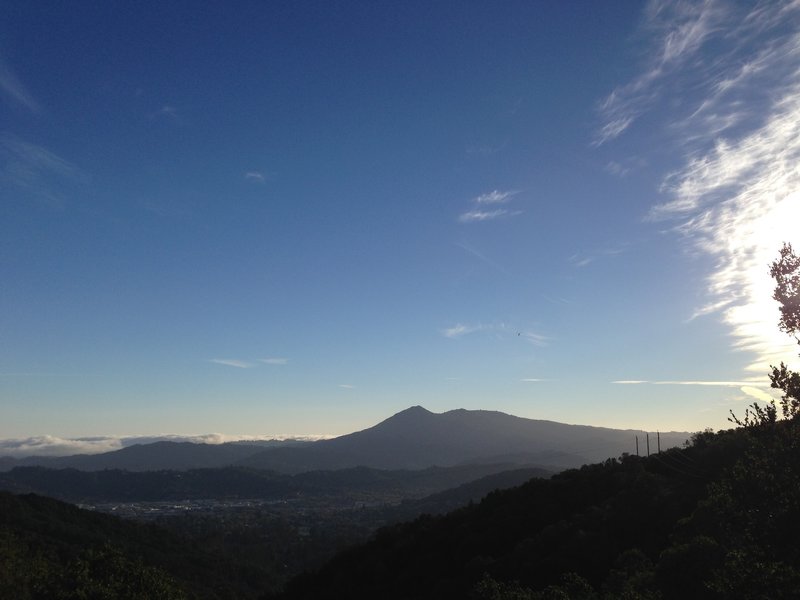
[601,0,800,379]
[473,190,517,204]
[458,189,522,223]
[612,380,768,387]
[458,208,511,223]
[594,0,726,145]
[260,357,288,365]
[244,171,265,182]
[441,323,483,339]
[569,253,594,268]
[209,358,254,368]
[338,383,355,389]
[520,332,549,347]
[740,385,776,403]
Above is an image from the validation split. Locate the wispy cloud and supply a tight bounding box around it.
[244,171,266,182]
[0,55,41,113]
[209,359,254,369]
[616,379,777,404]
[458,208,513,223]
[338,383,355,389]
[520,378,549,382]
[157,105,177,117]
[458,189,522,223]
[474,190,517,204]
[455,242,511,275]
[569,246,627,269]
[569,253,595,268]
[612,380,767,387]
[259,357,288,365]
[441,322,549,346]
[594,0,725,145]
[0,135,85,207]
[520,332,550,347]
[601,0,800,377]
[210,356,289,368]
[441,323,483,339]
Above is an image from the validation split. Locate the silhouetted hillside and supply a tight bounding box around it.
[1,408,688,475]
[238,406,689,472]
[0,491,282,598]
[0,463,550,504]
[275,419,800,599]
[0,440,308,472]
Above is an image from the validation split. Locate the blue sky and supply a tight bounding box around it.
[2,0,799,447]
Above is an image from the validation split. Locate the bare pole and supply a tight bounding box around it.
[657,431,661,453]
[635,435,639,457]
[646,432,650,457]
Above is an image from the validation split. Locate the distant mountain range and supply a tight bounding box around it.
[0,406,690,473]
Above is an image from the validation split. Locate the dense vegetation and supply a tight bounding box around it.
[0,464,549,504]
[272,417,798,598]
[0,491,282,599]
[0,466,550,599]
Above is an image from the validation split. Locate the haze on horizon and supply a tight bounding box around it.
[2,1,799,440]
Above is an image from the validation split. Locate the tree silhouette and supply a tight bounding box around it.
[769,242,800,419]
[731,243,800,427]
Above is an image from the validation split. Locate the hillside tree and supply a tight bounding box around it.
[731,243,800,426]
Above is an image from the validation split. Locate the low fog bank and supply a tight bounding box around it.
[0,433,332,458]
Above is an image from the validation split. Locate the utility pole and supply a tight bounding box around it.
[646,432,650,457]
[657,431,661,453]
[635,435,639,457]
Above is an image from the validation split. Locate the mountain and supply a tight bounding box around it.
[237,406,690,473]
[0,407,689,474]
[0,439,309,472]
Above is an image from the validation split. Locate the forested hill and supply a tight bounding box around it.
[275,418,800,600]
[0,491,282,599]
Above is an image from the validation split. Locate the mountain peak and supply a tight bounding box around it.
[396,405,432,416]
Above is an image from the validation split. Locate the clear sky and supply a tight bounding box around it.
[2,1,799,447]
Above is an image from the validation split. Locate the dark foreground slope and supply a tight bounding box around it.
[0,491,282,599]
[275,419,800,600]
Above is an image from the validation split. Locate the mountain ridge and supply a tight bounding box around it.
[0,407,691,473]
